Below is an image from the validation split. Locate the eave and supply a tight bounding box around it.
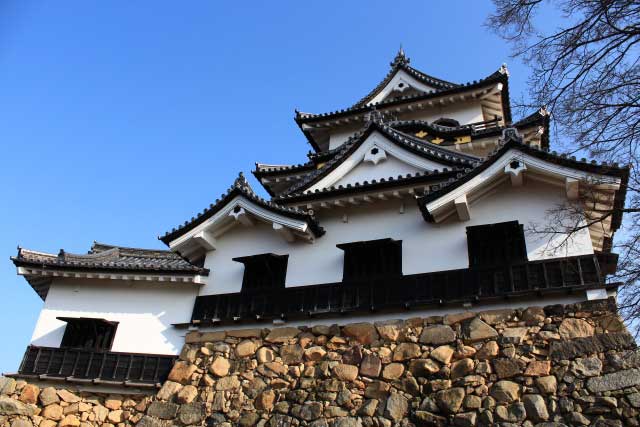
[275,168,464,208]
[416,129,629,250]
[12,259,206,301]
[295,69,511,152]
[160,174,325,258]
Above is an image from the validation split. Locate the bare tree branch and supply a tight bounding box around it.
[487,0,640,326]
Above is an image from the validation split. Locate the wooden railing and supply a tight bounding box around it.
[192,255,607,324]
[467,117,502,133]
[17,346,176,386]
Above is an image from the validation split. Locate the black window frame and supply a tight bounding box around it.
[337,238,403,282]
[433,118,461,128]
[233,253,289,292]
[466,221,528,268]
[58,317,119,351]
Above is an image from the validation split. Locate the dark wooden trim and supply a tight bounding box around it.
[191,254,611,325]
[16,346,176,386]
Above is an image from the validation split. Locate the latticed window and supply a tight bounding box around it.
[466,221,528,267]
[233,253,288,292]
[59,317,118,351]
[337,238,402,282]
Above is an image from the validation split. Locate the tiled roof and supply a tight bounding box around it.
[160,173,325,244]
[416,128,629,231]
[281,120,481,196]
[12,242,207,274]
[351,48,460,108]
[253,162,316,177]
[295,68,509,125]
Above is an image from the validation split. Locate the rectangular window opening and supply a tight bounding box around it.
[233,253,289,292]
[337,238,402,282]
[58,317,118,351]
[466,220,528,268]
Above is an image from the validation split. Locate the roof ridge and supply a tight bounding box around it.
[296,66,509,125]
[160,172,325,244]
[416,127,629,226]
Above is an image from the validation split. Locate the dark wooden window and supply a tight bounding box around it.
[337,238,402,282]
[233,253,288,292]
[58,317,118,351]
[467,221,528,267]
[433,118,460,128]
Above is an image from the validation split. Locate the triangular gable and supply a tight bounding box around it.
[307,130,452,192]
[352,48,459,108]
[160,174,324,258]
[366,68,437,106]
[416,129,628,251]
[283,121,479,196]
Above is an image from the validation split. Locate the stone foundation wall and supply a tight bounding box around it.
[2,298,639,427]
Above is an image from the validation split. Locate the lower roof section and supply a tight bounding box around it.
[189,254,615,326]
[12,242,207,300]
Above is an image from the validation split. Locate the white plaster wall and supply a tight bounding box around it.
[399,101,485,125]
[313,132,449,192]
[332,156,423,188]
[201,180,594,296]
[367,70,436,105]
[31,279,199,355]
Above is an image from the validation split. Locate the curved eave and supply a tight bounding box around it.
[160,186,324,246]
[275,168,465,204]
[12,258,209,276]
[296,70,509,126]
[416,132,629,233]
[352,61,459,109]
[282,121,479,197]
[253,162,316,177]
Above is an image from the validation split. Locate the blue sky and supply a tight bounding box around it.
[0,1,556,371]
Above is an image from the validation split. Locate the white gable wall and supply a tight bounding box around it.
[200,180,594,296]
[307,131,449,193]
[331,156,423,188]
[30,279,199,355]
[367,69,436,105]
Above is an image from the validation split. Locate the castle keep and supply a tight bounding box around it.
[2,50,637,426]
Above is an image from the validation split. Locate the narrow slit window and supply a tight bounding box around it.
[337,238,402,282]
[466,221,528,267]
[58,317,118,351]
[233,253,288,292]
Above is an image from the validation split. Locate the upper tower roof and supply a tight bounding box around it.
[351,47,460,108]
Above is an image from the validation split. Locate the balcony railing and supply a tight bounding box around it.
[467,117,502,133]
[15,346,176,387]
[192,254,610,324]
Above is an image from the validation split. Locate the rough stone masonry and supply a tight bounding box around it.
[1,297,639,427]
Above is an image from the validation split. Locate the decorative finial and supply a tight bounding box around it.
[501,127,522,144]
[364,107,384,124]
[499,63,509,76]
[390,45,410,67]
[234,172,251,191]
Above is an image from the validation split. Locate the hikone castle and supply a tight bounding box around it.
[2,50,639,427]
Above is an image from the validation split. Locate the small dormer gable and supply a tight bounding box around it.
[160,173,324,261]
[281,121,478,196]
